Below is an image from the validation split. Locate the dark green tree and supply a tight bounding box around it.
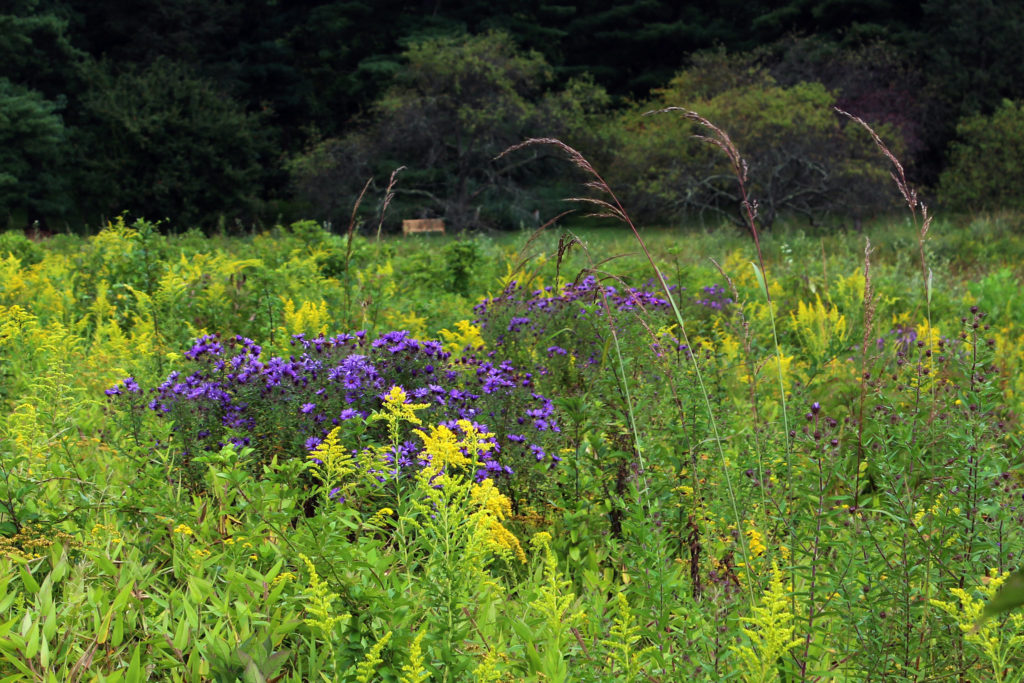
[937,100,1024,212]
[607,59,900,229]
[74,58,270,229]
[290,31,609,231]
[920,0,1024,115]
[0,79,68,226]
[0,1,83,226]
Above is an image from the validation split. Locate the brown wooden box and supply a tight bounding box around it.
[401,218,445,236]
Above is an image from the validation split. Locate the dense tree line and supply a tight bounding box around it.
[3,0,1024,232]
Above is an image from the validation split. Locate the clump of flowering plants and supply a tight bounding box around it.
[471,275,684,382]
[106,329,561,491]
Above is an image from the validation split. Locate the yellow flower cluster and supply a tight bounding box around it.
[0,525,78,561]
[529,531,584,634]
[398,629,430,683]
[600,592,657,680]
[371,385,431,446]
[477,518,527,565]
[931,569,1024,679]
[90,523,123,545]
[913,492,948,528]
[308,426,356,484]
[272,571,296,586]
[410,413,526,566]
[369,507,395,529]
[280,297,331,338]
[354,630,392,683]
[470,479,512,520]
[746,525,767,558]
[300,553,350,636]
[415,423,474,472]
[732,561,803,682]
[438,319,486,357]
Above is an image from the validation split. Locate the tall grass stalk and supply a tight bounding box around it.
[342,177,373,324]
[375,166,405,244]
[837,108,936,408]
[649,108,797,599]
[658,109,793,459]
[498,138,754,599]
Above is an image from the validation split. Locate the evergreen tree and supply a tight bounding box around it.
[0,79,68,226]
[0,0,82,226]
[74,59,269,229]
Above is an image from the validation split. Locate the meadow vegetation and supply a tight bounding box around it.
[2,167,1024,680]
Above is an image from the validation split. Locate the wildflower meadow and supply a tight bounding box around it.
[3,134,1024,681]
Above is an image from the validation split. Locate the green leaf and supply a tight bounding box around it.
[125,645,143,683]
[173,613,190,651]
[980,568,1024,622]
[98,582,134,645]
[751,262,769,300]
[41,599,56,641]
[93,552,118,576]
[23,621,39,659]
[18,566,39,595]
[38,632,49,670]
[187,576,213,603]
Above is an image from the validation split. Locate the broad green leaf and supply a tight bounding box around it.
[38,632,49,669]
[173,614,190,651]
[751,262,769,299]
[18,566,39,595]
[23,621,39,659]
[93,552,118,576]
[98,583,132,645]
[41,599,56,641]
[125,645,143,683]
[980,568,1024,622]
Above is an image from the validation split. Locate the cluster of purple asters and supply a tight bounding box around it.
[474,276,674,321]
[106,330,561,483]
[471,276,678,368]
[695,284,734,311]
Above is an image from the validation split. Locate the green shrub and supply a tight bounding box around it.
[74,58,270,229]
[938,99,1024,212]
[606,56,901,229]
[0,230,43,265]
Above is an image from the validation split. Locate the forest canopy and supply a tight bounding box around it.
[3,0,1024,232]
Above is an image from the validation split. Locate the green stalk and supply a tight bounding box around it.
[498,137,754,598]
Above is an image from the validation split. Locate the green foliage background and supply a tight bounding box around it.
[3,0,1024,231]
[2,214,1024,679]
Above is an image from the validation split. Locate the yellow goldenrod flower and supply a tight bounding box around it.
[746,526,767,558]
[354,631,393,683]
[399,629,430,683]
[931,570,1024,681]
[732,561,803,682]
[415,423,473,471]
